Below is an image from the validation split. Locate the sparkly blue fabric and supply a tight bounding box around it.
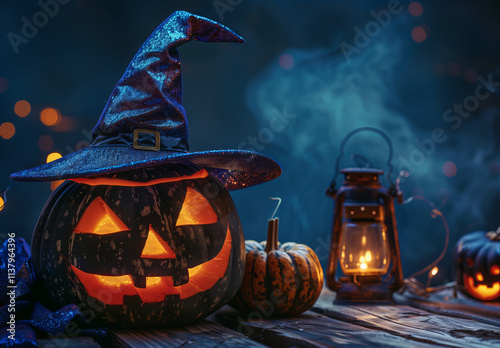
[0,239,107,346]
[10,11,282,189]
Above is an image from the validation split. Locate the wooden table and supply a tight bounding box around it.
[39,287,500,347]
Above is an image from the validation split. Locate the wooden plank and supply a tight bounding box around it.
[210,306,434,347]
[312,287,500,348]
[395,288,500,328]
[109,319,267,348]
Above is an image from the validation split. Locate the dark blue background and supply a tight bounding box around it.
[1,0,500,285]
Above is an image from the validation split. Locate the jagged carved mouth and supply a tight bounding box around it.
[71,227,232,305]
[464,275,500,301]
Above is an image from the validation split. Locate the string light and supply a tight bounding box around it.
[395,171,451,296]
[431,267,439,276]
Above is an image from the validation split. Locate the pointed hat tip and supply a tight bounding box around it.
[172,10,245,44]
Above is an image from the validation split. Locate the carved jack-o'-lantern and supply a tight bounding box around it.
[31,164,245,326]
[10,11,282,326]
[453,229,500,302]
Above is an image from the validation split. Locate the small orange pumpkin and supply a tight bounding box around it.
[231,218,324,316]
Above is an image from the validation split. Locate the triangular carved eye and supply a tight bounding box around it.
[75,197,129,234]
[141,226,176,259]
[176,187,217,226]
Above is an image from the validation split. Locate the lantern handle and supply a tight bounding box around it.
[326,127,395,197]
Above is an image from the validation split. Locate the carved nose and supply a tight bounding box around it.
[140,226,176,259]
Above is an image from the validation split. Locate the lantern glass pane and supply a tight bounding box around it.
[339,222,390,275]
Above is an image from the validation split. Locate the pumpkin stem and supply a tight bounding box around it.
[266,218,279,252]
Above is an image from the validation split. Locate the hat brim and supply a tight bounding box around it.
[10,146,281,190]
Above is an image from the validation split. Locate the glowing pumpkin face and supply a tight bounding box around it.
[454,230,500,302]
[31,164,245,327]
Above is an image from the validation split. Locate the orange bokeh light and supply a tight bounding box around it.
[0,78,8,93]
[442,161,457,177]
[411,26,427,43]
[38,134,54,152]
[14,100,31,117]
[0,197,4,211]
[40,108,61,126]
[408,2,423,17]
[0,122,15,139]
[46,152,62,163]
[51,180,65,191]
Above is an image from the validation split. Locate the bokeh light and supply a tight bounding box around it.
[75,140,90,151]
[0,196,4,211]
[0,122,15,139]
[38,134,54,152]
[489,160,500,175]
[46,152,62,163]
[51,116,76,132]
[0,78,8,93]
[411,26,427,43]
[51,180,65,191]
[408,2,423,17]
[463,69,477,83]
[433,62,445,75]
[279,54,295,70]
[447,62,461,76]
[40,108,61,126]
[442,161,457,177]
[14,100,31,117]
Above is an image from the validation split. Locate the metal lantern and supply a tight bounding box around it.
[325,128,404,302]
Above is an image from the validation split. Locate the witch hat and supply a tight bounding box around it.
[10,11,281,190]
